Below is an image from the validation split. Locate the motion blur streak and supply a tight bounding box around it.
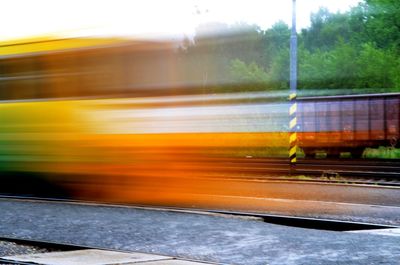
[0,96,289,203]
[0,36,291,206]
[2,35,399,209]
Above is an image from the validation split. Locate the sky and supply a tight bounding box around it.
[0,0,362,41]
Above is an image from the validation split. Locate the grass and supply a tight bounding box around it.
[363,146,400,159]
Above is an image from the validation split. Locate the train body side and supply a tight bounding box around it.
[298,93,400,157]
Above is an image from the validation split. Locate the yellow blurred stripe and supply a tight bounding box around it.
[0,37,126,56]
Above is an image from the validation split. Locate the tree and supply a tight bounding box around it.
[229,59,269,85]
[177,0,400,94]
[363,0,400,49]
[261,21,290,71]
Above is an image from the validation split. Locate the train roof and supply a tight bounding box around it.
[0,36,176,58]
[298,92,400,100]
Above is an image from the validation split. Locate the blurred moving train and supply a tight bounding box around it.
[0,37,289,201]
[0,36,399,202]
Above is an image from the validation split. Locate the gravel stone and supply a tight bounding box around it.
[0,199,399,265]
[0,240,52,256]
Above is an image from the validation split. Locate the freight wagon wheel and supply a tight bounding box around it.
[351,148,364,159]
[302,148,315,159]
[390,137,398,148]
[325,151,339,159]
[326,153,338,159]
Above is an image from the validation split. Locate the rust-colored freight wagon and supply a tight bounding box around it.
[298,93,400,157]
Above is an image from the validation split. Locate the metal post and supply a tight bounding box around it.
[289,0,298,175]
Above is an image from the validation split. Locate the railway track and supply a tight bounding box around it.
[196,157,400,186]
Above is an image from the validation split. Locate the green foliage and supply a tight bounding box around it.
[356,43,400,88]
[178,0,400,94]
[298,40,400,91]
[262,21,290,71]
[267,49,290,89]
[363,0,400,49]
[301,8,355,51]
[229,59,269,84]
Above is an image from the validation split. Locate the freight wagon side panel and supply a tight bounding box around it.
[315,101,330,144]
[385,96,400,144]
[297,101,316,144]
[369,98,385,141]
[354,99,370,141]
[328,100,341,143]
[341,99,355,142]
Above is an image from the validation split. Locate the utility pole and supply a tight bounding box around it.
[289,0,298,175]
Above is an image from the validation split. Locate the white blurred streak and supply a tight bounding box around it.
[84,93,289,134]
[0,0,361,41]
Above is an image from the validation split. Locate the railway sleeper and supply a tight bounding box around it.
[321,171,340,179]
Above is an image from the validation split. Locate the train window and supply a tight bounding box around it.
[4,57,39,100]
[69,49,124,98]
[87,52,109,96]
[108,51,127,94]
[26,49,96,99]
[0,61,6,99]
[126,50,155,89]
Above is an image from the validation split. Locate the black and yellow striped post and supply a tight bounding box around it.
[289,93,297,173]
[289,0,297,175]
